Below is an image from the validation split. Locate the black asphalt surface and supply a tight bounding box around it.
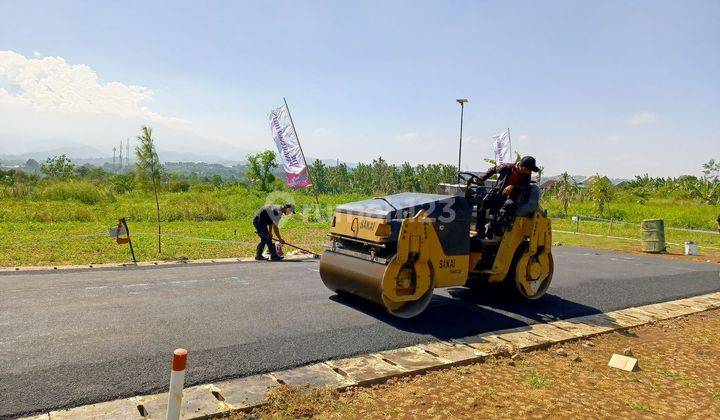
[1,246,718,418]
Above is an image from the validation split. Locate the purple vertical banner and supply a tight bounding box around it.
[268,104,312,189]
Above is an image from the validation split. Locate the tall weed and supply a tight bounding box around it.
[36,182,105,205]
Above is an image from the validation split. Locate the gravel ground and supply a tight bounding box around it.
[245,308,720,419]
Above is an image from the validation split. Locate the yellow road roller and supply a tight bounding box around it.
[319,174,553,318]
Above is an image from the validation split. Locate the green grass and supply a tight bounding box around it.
[542,196,718,230]
[0,184,362,223]
[550,217,720,253]
[1,185,718,266]
[627,401,655,413]
[544,194,720,257]
[522,370,549,388]
[657,369,679,379]
[0,186,361,266]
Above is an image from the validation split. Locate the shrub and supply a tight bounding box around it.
[167,179,190,193]
[190,183,215,192]
[1,184,33,199]
[36,182,105,205]
[163,195,229,221]
[112,175,135,194]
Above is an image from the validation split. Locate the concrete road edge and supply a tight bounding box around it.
[24,292,720,420]
[0,254,316,274]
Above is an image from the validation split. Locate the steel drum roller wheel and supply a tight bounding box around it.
[514,252,553,300]
[320,251,434,318]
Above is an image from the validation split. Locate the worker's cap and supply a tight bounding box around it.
[519,156,540,172]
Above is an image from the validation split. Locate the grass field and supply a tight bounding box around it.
[0,187,360,266]
[541,196,718,230]
[1,188,718,266]
[542,196,720,260]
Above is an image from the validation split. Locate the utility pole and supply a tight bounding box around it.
[112,147,117,173]
[126,138,130,167]
[456,98,469,181]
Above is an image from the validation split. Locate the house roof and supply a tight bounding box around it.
[539,179,559,189]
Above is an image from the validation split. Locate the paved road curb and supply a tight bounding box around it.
[24,292,720,419]
[0,254,316,274]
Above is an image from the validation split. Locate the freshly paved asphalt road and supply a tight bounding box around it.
[1,247,718,418]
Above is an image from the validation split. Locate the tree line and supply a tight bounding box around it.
[242,150,458,195]
[548,159,720,217]
[4,125,717,211]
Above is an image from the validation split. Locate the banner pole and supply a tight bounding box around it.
[283,97,323,216]
[507,127,513,162]
[457,102,464,181]
[454,99,468,181]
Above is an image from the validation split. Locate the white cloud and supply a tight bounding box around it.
[33,51,41,58]
[396,132,419,143]
[0,50,186,125]
[627,111,657,126]
[0,50,258,159]
[517,134,529,142]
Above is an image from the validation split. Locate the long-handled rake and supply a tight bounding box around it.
[272,238,320,258]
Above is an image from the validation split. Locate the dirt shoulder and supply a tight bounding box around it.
[243,308,720,419]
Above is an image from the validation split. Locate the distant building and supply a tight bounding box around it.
[577,175,628,188]
[578,175,600,187]
[538,179,559,191]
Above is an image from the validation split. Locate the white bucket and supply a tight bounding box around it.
[684,241,698,256]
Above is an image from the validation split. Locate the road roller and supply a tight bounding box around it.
[319,172,553,318]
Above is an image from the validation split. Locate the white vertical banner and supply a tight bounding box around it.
[492,129,511,164]
[268,104,312,189]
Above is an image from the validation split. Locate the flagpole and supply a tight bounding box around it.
[507,127,513,162]
[283,97,322,216]
[455,99,468,182]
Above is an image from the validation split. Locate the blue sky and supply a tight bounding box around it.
[0,0,718,177]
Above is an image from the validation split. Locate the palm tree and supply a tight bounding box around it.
[589,173,615,216]
[554,172,578,215]
[135,126,162,253]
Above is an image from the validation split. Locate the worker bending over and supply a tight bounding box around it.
[476,156,540,238]
[253,203,294,261]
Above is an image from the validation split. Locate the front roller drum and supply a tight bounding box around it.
[514,252,554,299]
[319,251,434,318]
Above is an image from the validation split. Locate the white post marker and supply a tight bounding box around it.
[166,348,187,420]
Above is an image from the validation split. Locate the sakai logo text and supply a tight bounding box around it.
[439,258,456,269]
[359,220,377,231]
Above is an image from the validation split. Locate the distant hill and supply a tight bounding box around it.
[163,162,247,180]
[0,148,247,166]
[0,145,107,164]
